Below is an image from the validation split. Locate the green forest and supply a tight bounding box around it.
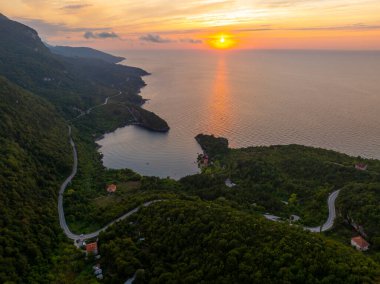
[0,76,73,282]
[98,200,380,283]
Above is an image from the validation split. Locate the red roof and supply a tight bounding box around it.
[351,236,369,248]
[86,242,98,252]
[107,184,117,193]
[355,163,367,169]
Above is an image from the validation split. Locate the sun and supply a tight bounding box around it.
[208,33,236,49]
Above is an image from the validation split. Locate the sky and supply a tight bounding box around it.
[1,0,380,51]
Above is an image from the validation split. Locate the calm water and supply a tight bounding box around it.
[97,50,380,179]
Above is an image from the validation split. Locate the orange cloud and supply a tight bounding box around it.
[1,0,380,50]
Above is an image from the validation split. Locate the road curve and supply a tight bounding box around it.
[58,125,78,240]
[69,91,122,122]
[264,189,341,233]
[59,125,162,240]
[58,92,162,241]
[304,189,341,232]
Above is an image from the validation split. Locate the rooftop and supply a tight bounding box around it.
[86,242,98,253]
[107,184,117,193]
[351,236,369,248]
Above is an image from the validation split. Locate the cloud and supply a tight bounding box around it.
[61,4,92,10]
[139,34,173,43]
[237,23,380,33]
[255,0,318,8]
[291,23,380,31]
[84,31,119,39]
[180,38,202,44]
[17,17,111,34]
[138,34,202,44]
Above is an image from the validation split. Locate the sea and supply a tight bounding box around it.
[97,49,380,179]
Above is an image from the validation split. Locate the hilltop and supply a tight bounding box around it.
[47,45,125,64]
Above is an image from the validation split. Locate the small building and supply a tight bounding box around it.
[197,153,209,168]
[202,155,209,167]
[290,215,301,222]
[86,242,98,255]
[351,236,369,251]
[106,184,117,193]
[94,268,103,276]
[264,213,281,222]
[225,178,236,188]
[355,163,368,171]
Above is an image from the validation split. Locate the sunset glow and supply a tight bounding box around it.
[1,1,380,51]
[208,34,237,49]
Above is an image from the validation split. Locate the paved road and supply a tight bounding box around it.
[58,126,78,239]
[264,189,341,233]
[58,92,162,241]
[69,91,122,122]
[58,125,162,240]
[304,189,341,232]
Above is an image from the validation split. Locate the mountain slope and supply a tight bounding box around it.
[0,15,147,117]
[0,76,72,282]
[47,45,125,64]
[99,199,380,283]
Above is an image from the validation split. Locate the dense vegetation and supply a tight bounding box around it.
[188,135,380,226]
[336,183,380,257]
[195,133,229,157]
[99,199,380,283]
[0,76,74,282]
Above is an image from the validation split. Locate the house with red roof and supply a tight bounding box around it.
[355,163,368,171]
[86,242,98,255]
[106,184,117,193]
[351,236,369,251]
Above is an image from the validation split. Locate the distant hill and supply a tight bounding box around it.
[0,76,72,282]
[0,14,147,118]
[47,44,125,64]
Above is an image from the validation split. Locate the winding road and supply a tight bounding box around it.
[304,189,341,232]
[58,92,161,241]
[69,91,122,122]
[264,189,341,232]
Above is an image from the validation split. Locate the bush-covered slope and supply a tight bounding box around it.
[99,199,380,283]
[337,183,380,249]
[0,76,72,282]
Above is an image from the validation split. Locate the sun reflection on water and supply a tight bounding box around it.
[207,55,232,136]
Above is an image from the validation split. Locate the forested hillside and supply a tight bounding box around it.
[99,200,380,283]
[337,183,380,257]
[188,135,380,226]
[0,14,147,117]
[0,76,72,282]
